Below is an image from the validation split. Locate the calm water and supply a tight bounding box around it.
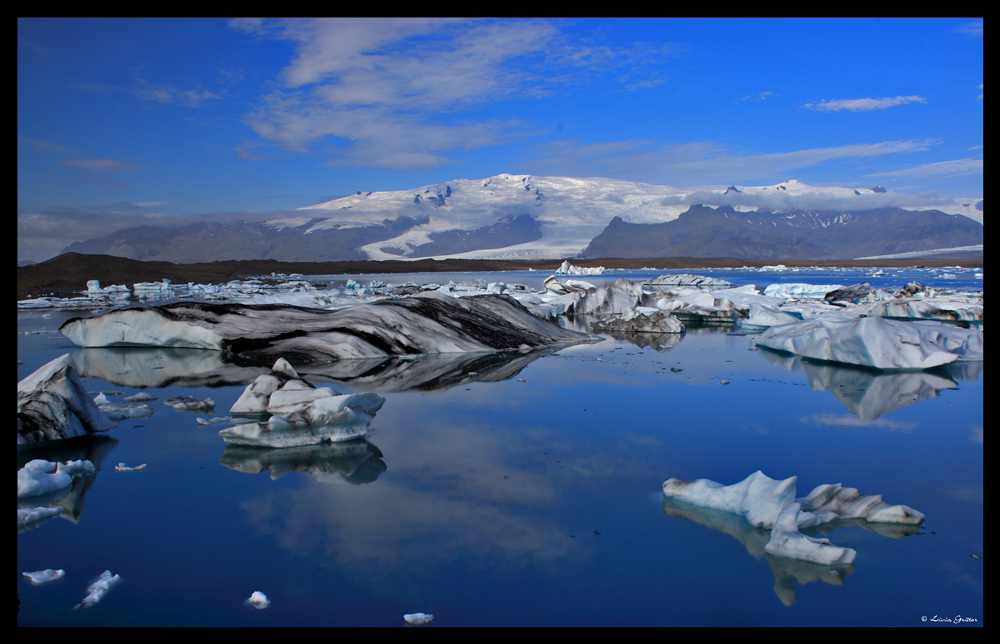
[17,269,983,627]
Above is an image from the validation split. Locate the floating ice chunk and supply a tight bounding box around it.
[764,503,856,566]
[868,299,983,325]
[123,392,158,403]
[645,274,736,289]
[741,303,801,329]
[18,459,95,500]
[755,316,983,369]
[246,591,270,609]
[662,470,797,529]
[404,612,434,625]
[591,309,685,335]
[555,260,603,275]
[823,283,893,306]
[115,463,147,472]
[75,570,121,609]
[17,354,117,444]
[23,569,66,584]
[663,471,923,565]
[763,283,845,300]
[163,395,215,412]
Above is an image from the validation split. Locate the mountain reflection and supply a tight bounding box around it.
[220,438,386,485]
[755,348,969,421]
[72,346,552,394]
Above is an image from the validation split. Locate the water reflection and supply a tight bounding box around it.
[220,438,386,485]
[661,495,857,606]
[72,346,555,394]
[17,435,118,531]
[755,348,968,421]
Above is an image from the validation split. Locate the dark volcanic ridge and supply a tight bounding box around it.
[18,252,984,301]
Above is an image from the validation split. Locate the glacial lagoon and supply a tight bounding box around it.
[17,267,983,627]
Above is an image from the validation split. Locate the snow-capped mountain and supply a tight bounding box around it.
[61,174,982,263]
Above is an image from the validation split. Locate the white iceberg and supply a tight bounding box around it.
[404,612,434,625]
[23,568,66,584]
[868,298,984,325]
[755,316,983,370]
[221,358,386,448]
[18,354,117,444]
[645,273,736,289]
[114,463,147,472]
[555,260,603,275]
[763,283,845,300]
[18,459,96,500]
[74,570,121,609]
[741,303,801,329]
[591,308,685,334]
[663,471,924,566]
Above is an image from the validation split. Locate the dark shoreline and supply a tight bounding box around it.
[18,252,984,300]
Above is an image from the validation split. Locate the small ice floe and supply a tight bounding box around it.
[74,570,121,609]
[23,569,65,584]
[245,591,270,609]
[404,612,434,625]
[17,354,117,444]
[662,470,924,566]
[18,459,96,500]
[114,463,147,472]
[123,392,158,403]
[163,395,215,412]
[555,260,604,275]
[755,316,983,370]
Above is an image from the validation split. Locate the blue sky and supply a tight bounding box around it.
[17,18,983,261]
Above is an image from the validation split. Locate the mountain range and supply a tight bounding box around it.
[61,174,983,262]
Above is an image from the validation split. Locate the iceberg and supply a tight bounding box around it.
[554,260,603,275]
[220,359,386,448]
[18,459,96,500]
[60,292,594,365]
[591,309,685,334]
[18,354,117,444]
[18,506,65,532]
[23,569,66,584]
[245,591,270,609]
[163,395,215,412]
[741,302,801,329]
[755,316,983,370]
[662,471,924,566]
[868,298,983,325]
[763,283,844,300]
[404,612,434,625]
[74,570,121,609]
[644,273,736,289]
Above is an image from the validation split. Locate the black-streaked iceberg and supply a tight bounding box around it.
[18,354,117,444]
[60,292,594,365]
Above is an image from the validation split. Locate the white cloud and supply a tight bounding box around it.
[234,18,673,171]
[953,20,982,37]
[802,95,927,112]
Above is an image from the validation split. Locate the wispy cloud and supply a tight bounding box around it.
[803,95,927,112]
[233,18,674,171]
[953,19,982,37]
[519,138,936,188]
[869,158,983,178]
[58,158,139,173]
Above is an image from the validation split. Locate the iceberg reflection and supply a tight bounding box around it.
[756,349,966,421]
[661,495,856,606]
[220,438,387,485]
